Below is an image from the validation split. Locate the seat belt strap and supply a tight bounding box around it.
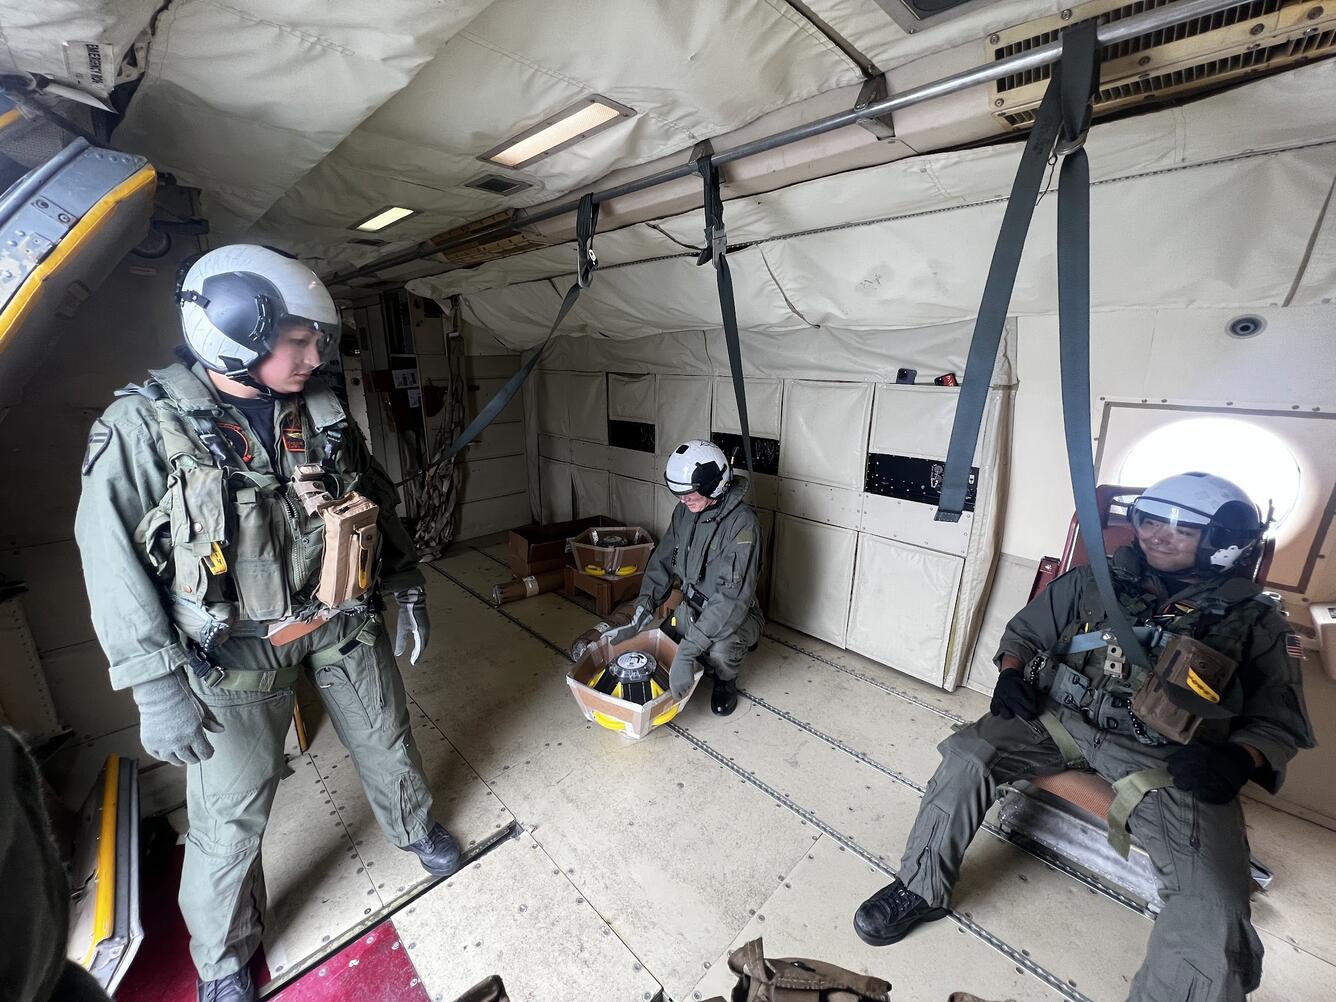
[1037,709,1086,769]
[1107,766,1174,859]
[695,148,755,480]
[398,194,599,489]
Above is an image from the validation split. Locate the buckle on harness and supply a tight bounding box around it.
[185,645,226,687]
[1101,632,1129,681]
[1054,126,1089,158]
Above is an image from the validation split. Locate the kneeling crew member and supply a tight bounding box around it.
[75,245,461,1002]
[853,472,1314,1002]
[602,440,764,716]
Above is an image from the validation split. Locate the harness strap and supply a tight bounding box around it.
[206,665,302,693]
[695,145,754,481]
[1060,624,1162,654]
[1037,709,1086,769]
[1107,767,1174,859]
[308,618,380,668]
[396,193,600,490]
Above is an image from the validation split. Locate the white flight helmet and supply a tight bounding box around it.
[1129,472,1266,573]
[664,439,731,499]
[176,244,339,379]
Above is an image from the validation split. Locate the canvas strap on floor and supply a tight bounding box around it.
[397,193,600,489]
[1107,766,1174,859]
[695,146,755,479]
[698,936,892,1002]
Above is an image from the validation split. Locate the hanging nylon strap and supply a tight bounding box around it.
[932,22,1153,676]
[695,150,755,479]
[397,193,599,489]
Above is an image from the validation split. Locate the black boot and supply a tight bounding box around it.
[853,878,949,946]
[405,820,462,877]
[710,675,738,716]
[197,967,255,1002]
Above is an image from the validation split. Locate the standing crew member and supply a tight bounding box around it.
[602,440,764,716]
[75,245,460,1002]
[852,472,1315,1001]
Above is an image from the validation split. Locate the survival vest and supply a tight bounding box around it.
[120,362,362,636]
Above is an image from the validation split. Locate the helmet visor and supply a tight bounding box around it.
[265,315,341,369]
[1130,495,1214,531]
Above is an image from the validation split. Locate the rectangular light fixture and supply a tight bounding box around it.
[352,205,417,232]
[481,94,635,170]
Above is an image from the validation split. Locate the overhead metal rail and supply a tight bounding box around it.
[322,0,1254,285]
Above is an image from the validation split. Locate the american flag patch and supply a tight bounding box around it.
[1284,633,1307,661]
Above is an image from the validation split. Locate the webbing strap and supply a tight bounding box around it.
[208,665,301,693]
[308,618,380,668]
[934,55,1064,522]
[1061,624,1161,654]
[695,150,754,480]
[1037,709,1086,769]
[1054,22,1154,677]
[397,194,600,490]
[1107,766,1174,859]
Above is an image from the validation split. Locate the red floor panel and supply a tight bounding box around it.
[267,922,429,1002]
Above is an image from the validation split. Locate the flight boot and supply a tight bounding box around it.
[710,675,738,716]
[853,878,949,946]
[197,966,255,1002]
[405,820,462,877]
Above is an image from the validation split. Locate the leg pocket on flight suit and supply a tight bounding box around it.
[313,631,389,732]
[1173,958,1214,1002]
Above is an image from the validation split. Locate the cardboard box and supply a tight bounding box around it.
[566,628,701,740]
[506,515,615,577]
[569,525,655,577]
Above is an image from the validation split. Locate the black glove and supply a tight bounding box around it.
[990,669,1040,721]
[1167,742,1256,804]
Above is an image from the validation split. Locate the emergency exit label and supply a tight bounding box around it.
[63,41,117,96]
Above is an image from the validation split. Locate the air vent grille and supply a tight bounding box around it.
[465,173,534,196]
[990,0,1335,128]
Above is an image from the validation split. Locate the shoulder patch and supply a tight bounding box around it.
[734,527,755,545]
[1284,633,1307,662]
[82,419,113,475]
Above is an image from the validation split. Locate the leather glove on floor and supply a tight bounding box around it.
[394,586,431,665]
[600,604,652,647]
[990,669,1040,721]
[1167,741,1255,804]
[132,670,223,767]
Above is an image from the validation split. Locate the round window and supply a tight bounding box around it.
[1118,417,1302,531]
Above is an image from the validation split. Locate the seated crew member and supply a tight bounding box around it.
[851,472,1314,1002]
[601,440,764,716]
[75,245,460,1002]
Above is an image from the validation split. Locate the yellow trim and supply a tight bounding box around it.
[0,108,22,134]
[1185,667,1221,704]
[80,755,121,968]
[0,164,156,352]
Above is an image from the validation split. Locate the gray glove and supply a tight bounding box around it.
[131,670,222,767]
[601,604,653,647]
[669,649,697,699]
[394,586,431,665]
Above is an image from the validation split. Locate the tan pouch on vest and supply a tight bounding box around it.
[1131,633,1238,744]
[316,493,380,607]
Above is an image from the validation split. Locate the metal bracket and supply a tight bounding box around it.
[854,74,896,141]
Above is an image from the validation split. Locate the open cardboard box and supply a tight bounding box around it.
[569,525,655,578]
[566,628,701,739]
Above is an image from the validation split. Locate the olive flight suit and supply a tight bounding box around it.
[634,475,764,681]
[894,546,1314,1002]
[74,361,435,981]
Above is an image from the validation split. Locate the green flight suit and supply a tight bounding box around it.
[634,476,764,681]
[74,362,434,981]
[895,547,1314,1002]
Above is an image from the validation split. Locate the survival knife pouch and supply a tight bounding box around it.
[701,937,891,1002]
[1131,632,1241,745]
[292,464,381,608]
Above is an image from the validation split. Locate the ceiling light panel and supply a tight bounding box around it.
[481,94,635,169]
[353,205,417,231]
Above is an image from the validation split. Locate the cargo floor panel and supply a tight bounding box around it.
[392,831,662,1002]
